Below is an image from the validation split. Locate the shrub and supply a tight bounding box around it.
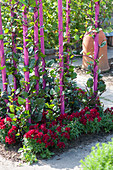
[81,139,113,170]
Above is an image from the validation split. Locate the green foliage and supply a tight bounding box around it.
[81,139,113,170]
[18,144,38,165]
[85,62,106,108]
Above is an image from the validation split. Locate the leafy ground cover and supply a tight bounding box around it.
[81,138,113,170]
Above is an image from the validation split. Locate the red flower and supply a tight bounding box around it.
[88,117,94,122]
[6,117,12,122]
[90,108,97,114]
[61,132,70,139]
[24,129,36,139]
[97,117,102,122]
[0,118,6,129]
[48,129,53,135]
[37,132,43,138]
[29,125,35,130]
[8,129,13,135]
[5,136,16,144]
[80,109,86,116]
[43,134,50,142]
[57,141,65,148]
[12,125,17,131]
[80,116,87,125]
[65,127,71,132]
[86,114,90,119]
[84,107,89,112]
[49,123,52,128]
[40,124,47,133]
[52,121,57,126]
[36,139,42,144]
[56,126,62,133]
[50,141,54,147]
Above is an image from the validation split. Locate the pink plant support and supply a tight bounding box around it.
[39,0,46,89]
[10,0,17,91]
[22,6,30,111]
[34,0,39,94]
[58,0,65,114]
[94,1,100,96]
[0,5,7,92]
[66,0,71,71]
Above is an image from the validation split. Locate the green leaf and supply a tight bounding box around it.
[50,88,56,95]
[4,28,9,34]
[36,98,45,107]
[0,34,3,40]
[0,66,6,70]
[70,72,77,79]
[18,148,23,153]
[16,47,23,50]
[8,113,15,119]
[74,34,79,40]
[9,105,15,113]
[100,41,106,48]
[87,78,93,88]
[15,88,20,95]
[19,0,27,6]
[21,91,28,98]
[18,96,26,105]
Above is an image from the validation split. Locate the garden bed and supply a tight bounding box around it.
[1,130,113,165]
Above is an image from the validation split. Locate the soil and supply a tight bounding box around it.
[0,142,21,162]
